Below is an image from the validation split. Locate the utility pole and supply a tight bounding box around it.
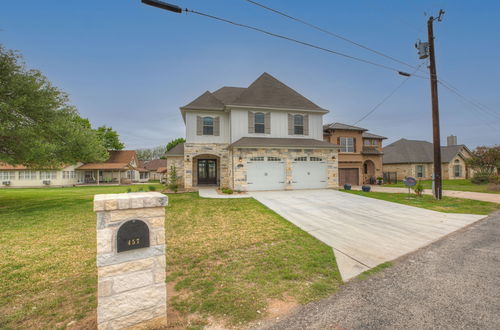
[426,10,445,200]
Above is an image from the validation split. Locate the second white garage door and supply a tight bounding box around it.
[246,156,286,191]
[292,156,328,189]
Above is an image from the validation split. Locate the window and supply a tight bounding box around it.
[140,172,149,179]
[0,171,15,180]
[340,137,354,152]
[267,157,281,161]
[294,115,304,135]
[364,163,368,174]
[250,157,264,161]
[202,117,214,135]
[416,165,424,178]
[254,112,265,134]
[454,165,462,177]
[40,171,57,180]
[294,157,307,162]
[364,139,377,146]
[63,171,76,179]
[310,157,323,161]
[19,171,37,180]
[127,170,136,179]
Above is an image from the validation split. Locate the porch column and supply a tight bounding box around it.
[97,170,100,185]
[118,171,121,185]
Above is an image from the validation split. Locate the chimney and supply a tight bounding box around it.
[447,135,457,146]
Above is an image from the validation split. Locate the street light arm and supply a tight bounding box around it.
[141,0,183,13]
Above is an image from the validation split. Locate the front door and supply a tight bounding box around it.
[197,159,217,185]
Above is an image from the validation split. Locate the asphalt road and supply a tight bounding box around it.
[259,211,500,330]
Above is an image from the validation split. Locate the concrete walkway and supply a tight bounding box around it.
[260,212,500,330]
[198,188,251,199]
[352,185,500,204]
[250,190,484,280]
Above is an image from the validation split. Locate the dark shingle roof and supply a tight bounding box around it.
[229,137,338,149]
[362,132,387,140]
[143,159,168,171]
[165,143,184,156]
[181,73,328,113]
[323,122,368,131]
[383,139,468,164]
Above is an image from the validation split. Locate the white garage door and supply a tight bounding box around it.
[292,156,327,189]
[247,156,286,191]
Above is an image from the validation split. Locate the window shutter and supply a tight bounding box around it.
[196,116,202,136]
[248,112,255,133]
[337,137,340,145]
[264,112,271,134]
[213,117,220,136]
[353,137,357,152]
[303,114,309,135]
[288,114,293,135]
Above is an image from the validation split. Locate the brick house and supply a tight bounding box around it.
[323,123,386,186]
[382,136,473,180]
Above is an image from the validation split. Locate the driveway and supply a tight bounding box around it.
[250,190,485,280]
[259,212,500,330]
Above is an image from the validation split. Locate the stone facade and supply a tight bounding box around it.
[384,159,471,181]
[183,143,231,188]
[166,156,185,185]
[94,192,168,330]
[232,148,339,191]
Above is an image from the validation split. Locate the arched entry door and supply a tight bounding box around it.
[197,159,217,185]
[363,160,376,184]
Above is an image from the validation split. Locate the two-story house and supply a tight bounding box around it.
[323,123,386,186]
[165,73,340,191]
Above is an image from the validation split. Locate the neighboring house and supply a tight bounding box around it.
[142,159,168,180]
[165,72,339,191]
[0,163,83,188]
[382,136,473,180]
[76,150,147,184]
[323,123,386,185]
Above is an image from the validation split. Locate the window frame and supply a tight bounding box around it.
[0,171,15,181]
[19,170,37,180]
[40,171,57,180]
[202,116,214,136]
[293,114,304,135]
[416,165,424,178]
[339,137,355,153]
[254,112,265,134]
[453,165,461,177]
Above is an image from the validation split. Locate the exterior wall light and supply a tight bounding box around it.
[186,155,190,162]
[239,156,243,162]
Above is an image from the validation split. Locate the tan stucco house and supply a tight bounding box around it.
[165,72,340,191]
[382,137,473,180]
[323,123,386,186]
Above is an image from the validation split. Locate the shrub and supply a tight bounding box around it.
[221,187,233,194]
[413,182,424,197]
[167,165,179,193]
[489,175,500,185]
[127,187,132,193]
[138,188,144,192]
[148,185,156,191]
[488,184,500,192]
[471,173,491,185]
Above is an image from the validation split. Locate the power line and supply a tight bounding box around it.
[243,0,419,71]
[184,8,427,78]
[353,63,426,125]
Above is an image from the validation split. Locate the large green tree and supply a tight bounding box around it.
[0,45,108,167]
[95,125,124,150]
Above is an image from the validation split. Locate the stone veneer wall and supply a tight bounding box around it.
[183,143,231,188]
[94,192,168,330]
[232,148,339,191]
[166,156,185,185]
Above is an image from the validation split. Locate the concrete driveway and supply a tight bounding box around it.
[250,190,485,280]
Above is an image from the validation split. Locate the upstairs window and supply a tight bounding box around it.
[203,117,214,135]
[340,137,354,152]
[364,139,377,146]
[294,115,304,135]
[254,112,265,134]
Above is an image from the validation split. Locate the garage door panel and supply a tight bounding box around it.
[292,157,327,189]
[339,168,359,186]
[247,158,286,191]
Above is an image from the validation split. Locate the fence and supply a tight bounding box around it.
[383,172,398,184]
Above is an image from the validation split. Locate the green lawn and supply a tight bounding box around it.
[0,186,341,329]
[383,179,500,194]
[343,190,500,215]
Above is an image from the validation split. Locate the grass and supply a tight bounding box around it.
[0,186,342,329]
[343,190,500,215]
[356,262,393,280]
[383,179,500,194]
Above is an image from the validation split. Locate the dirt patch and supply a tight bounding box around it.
[265,296,299,320]
[66,312,97,330]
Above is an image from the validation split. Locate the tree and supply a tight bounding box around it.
[136,146,167,161]
[167,138,185,152]
[466,146,500,177]
[0,45,108,167]
[167,165,179,193]
[95,125,124,150]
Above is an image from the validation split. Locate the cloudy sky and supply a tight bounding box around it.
[1,0,499,149]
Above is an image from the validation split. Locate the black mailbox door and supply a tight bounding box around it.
[117,219,150,252]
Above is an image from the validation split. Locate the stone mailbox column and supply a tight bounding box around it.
[94,192,168,330]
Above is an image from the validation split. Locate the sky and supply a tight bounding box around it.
[1,0,499,150]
